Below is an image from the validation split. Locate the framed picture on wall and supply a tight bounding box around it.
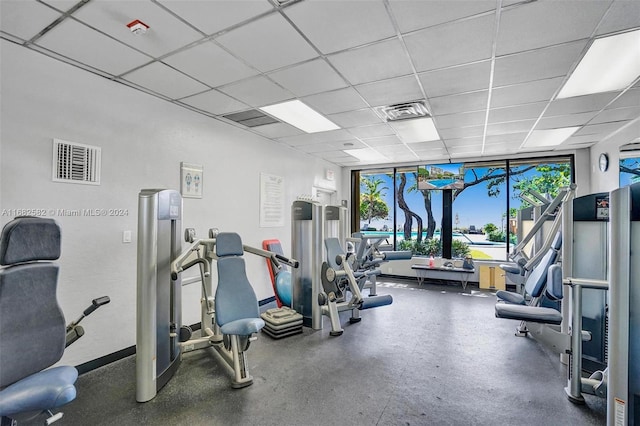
[180,162,203,198]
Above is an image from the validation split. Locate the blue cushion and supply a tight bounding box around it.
[0,217,61,265]
[215,233,244,257]
[496,290,525,305]
[220,318,265,336]
[0,366,77,417]
[495,304,562,325]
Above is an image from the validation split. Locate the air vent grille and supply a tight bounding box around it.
[223,109,279,128]
[375,100,431,122]
[52,139,101,185]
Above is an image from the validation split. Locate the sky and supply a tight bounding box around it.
[620,157,640,187]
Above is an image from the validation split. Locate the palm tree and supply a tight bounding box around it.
[360,176,389,225]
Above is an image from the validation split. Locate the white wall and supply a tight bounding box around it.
[0,40,342,366]
[589,118,640,193]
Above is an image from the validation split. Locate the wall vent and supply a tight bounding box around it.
[52,139,101,185]
[374,100,431,122]
[222,109,279,128]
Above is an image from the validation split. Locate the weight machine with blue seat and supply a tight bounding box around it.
[318,236,407,336]
[0,217,109,425]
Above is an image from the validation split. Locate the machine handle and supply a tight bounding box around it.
[83,296,111,316]
[275,253,299,268]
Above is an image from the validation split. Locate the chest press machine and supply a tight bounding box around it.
[136,189,297,402]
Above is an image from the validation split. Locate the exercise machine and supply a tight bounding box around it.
[0,217,110,425]
[170,229,296,389]
[500,185,575,291]
[136,189,298,401]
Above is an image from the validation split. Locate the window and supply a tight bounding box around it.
[620,154,640,187]
[352,155,573,261]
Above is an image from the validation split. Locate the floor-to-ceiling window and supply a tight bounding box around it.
[353,155,573,261]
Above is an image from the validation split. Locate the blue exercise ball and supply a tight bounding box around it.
[275,270,292,307]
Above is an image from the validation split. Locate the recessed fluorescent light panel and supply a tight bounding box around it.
[523,127,580,148]
[557,29,640,99]
[389,117,440,143]
[343,148,388,162]
[260,100,339,133]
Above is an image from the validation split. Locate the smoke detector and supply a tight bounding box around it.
[126,19,149,35]
[374,100,431,122]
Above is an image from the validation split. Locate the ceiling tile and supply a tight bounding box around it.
[362,135,403,147]
[278,129,354,146]
[573,121,629,137]
[435,111,486,129]
[71,0,203,58]
[328,109,383,128]
[35,19,151,76]
[302,87,369,115]
[409,140,446,151]
[493,40,587,86]
[157,0,273,35]
[486,120,536,136]
[355,76,423,107]
[592,106,640,125]
[430,90,488,115]
[178,89,249,116]
[490,77,564,109]
[607,88,640,109]
[284,0,396,54]
[268,59,347,97]
[162,41,258,87]
[488,102,547,123]
[376,144,414,155]
[123,62,209,99]
[443,137,483,148]
[485,132,527,146]
[563,134,601,145]
[328,38,414,85]
[497,1,609,55]
[420,60,491,98]
[404,14,495,72]
[218,76,294,107]
[448,145,484,156]
[545,92,619,116]
[216,12,317,72]
[347,124,395,139]
[299,140,366,153]
[596,1,640,36]
[252,122,304,139]
[535,111,598,130]
[0,1,62,41]
[389,0,495,34]
[439,125,485,140]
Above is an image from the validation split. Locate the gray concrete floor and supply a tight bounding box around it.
[42,279,607,425]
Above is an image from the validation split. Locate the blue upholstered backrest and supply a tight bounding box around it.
[0,217,66,387]
[324,238,345,270]
[523,247,558,298]
[215,233,259,327]
[545,264,564,301]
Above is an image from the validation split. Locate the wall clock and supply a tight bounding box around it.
[599,153,609,172]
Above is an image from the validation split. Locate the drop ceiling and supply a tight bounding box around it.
[1,0,639,167]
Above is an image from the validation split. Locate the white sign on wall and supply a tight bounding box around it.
[260,172,284,227]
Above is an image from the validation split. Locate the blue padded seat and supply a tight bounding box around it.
[0,367,77,417]
[215,233,265,336]
[0,217,77,422]
[495,265,564,325]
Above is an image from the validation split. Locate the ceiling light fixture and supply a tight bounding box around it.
[523,127,580,148]
[343,148,387,162]
[388,117,440,143]
[557,29,640,99]
[260,100,339,133]
[127,19,150,35]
